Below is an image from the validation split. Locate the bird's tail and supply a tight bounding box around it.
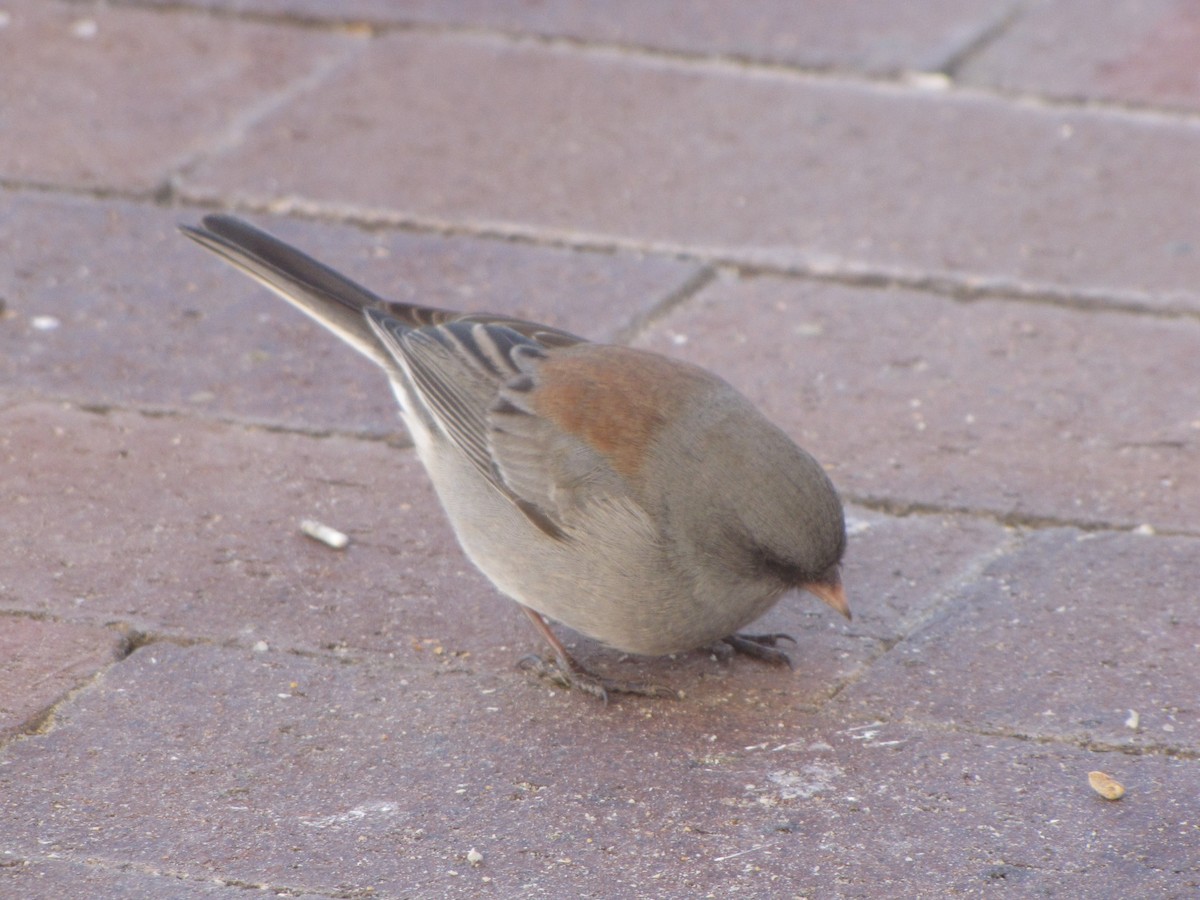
[181,214,437,368]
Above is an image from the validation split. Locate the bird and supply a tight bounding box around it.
[182,215,849,700]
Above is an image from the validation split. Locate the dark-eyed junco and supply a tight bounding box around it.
[182,215,848,700]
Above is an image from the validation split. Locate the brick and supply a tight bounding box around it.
[0,401,503,658]
[0,858,248,899]
[0,642,1193,895]
[184,31,1200,310]
[635,274,1200,531]
[834,508,1012,644]
[0,1,362,191]
[840,528,1200,755]
[129,0,1019,75]
[0,195,701,433]
[0,618,126,741]
[960,0,1200,113]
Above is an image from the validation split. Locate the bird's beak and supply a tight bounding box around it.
[805,580,851,620]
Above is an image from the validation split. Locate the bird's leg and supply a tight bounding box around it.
[717,632,797,669]
[517,607,679,701]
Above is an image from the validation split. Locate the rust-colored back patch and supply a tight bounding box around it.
[531,345,712,479]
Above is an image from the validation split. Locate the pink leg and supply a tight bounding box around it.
[517,607,678,702]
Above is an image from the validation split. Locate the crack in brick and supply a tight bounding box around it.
[171,188,1200,320]
[904,718,1200,761]
[821,530,1025,706]
[845,494,1200,539]
[939,2,1027,78]
[609,266,718,345]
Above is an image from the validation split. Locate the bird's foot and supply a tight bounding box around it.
[517,606,678,701]
[715,632,797,669]
[517,654,678,702]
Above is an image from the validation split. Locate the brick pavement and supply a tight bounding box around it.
[1,1,1197,896]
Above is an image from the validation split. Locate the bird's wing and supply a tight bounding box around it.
[368,312,649,540]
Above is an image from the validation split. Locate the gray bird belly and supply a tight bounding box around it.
[420,450,781,655]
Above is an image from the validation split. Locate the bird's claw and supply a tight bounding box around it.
[717,632,797,669]
[517,654,679,702]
